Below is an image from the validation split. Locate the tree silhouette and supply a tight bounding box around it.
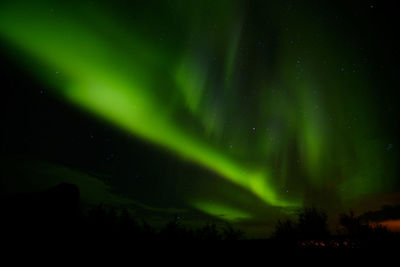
[272,219,297,247]
[297,207,329,240]
[3,182,400,247]
[221,223,245,240]
[159,218,193,241]
[196,222,221,241]
[272,207,330,247]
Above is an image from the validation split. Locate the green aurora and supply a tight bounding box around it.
[0,0,397,225]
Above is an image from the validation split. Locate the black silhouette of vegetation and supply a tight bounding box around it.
[338,210,398,249]
[272,207,330,248]
[272,207,400,248]
[359,205,400,222]
[0,183,245,245]
[1,183,400,248]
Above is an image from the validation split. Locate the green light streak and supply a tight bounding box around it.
[175,54,207,113]
[192,200,252,222]
[0,0,295,216]
[0,0,395,221]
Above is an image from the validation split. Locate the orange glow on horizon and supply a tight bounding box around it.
[380,219,400,232]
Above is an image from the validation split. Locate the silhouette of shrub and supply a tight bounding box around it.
[272,219,297,242]
[296,207,329,240]
[272,207,330,247]
[339,210,367,237]
[221,223,245,240]
[196,222,221,241]
[159,218,194,241]
[118,208,140,239]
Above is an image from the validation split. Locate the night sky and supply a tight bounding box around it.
[0,0,399,237]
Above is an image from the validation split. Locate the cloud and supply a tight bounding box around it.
[0,156,187,215]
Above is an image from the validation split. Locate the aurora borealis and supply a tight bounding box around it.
[0,0,399,236]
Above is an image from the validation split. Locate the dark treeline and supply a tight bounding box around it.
[0,183,244,244]
[1,183,400,248]
[84,204,245,242]
[272,207,400,248]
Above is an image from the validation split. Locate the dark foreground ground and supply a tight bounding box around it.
[1,183,400,251]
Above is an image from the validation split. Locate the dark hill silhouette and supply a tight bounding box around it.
[1,183,82,241]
